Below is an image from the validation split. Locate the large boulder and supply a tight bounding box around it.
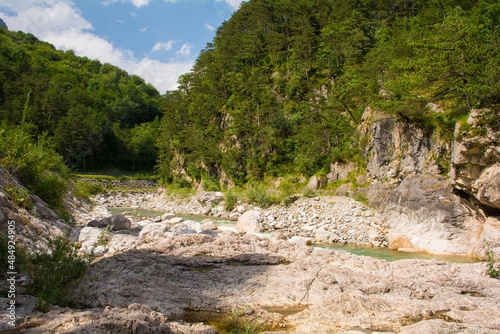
[196,191,224,206]
[474,163,500,210]
[98,214,132,231]
[450,109,500,211]
[138,223,170,243]
[236,210,264,233]
[78,226,113,255]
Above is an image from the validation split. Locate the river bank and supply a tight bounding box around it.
[86,189,387,248]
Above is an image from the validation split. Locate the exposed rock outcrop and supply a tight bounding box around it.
[63,235,500,333]
[381,174,482,255]
[349,107,500,257]
[450,109,500,211]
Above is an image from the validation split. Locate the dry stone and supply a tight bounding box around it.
[236,210,264,233]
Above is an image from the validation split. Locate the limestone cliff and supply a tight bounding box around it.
[333,107,500,258]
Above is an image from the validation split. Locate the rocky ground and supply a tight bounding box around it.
[88,189,387,247]
[4,233,500,333]
[2,182,499,333]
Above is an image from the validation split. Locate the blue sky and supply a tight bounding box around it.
[0,0,246,93]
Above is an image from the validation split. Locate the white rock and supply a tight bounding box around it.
[162,213,175,221]
[183,220,203,232]
[108,234,143,254]
[138,223,170,242]
[236,210,264,233]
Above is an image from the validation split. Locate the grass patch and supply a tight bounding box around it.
[227,308,261,334]
[74,181,106,200]
[74,173,160,181]
[354,193,369,205]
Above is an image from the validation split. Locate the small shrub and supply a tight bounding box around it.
[24,237,93,312]
[354,193,369,205]
[224,189,239,211]
[4,185,31,208]
[227,308,260,334]
[74,180,105,200]
[202,177,220,191]
[485,242,500,279]
[244,183,276,208]
[302,187,318,198]
[0,124,70,209]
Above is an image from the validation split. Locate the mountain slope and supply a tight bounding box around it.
[0,29,161,171]
[157,0,499,186]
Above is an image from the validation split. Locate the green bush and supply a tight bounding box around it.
[485,242,499,279]
[24,237,93,312]
[244,183,277,208]
[224,189,239,211]
[4,185,31,208]
[302,187,318,198]
[0,124,70,209]
[202,177,220,191]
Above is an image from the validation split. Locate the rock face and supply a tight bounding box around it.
[360,108,442,182]
[450,110,500,211]
[236,210,264,233]
[196,191,224,206]
[6,302,217,334]
[382,174,482,255]
[354,107,500,257]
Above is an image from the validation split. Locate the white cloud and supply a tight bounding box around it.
[151,39,175,52]
[140,25,148,32]
[216,0,246,10]
[205,23,215,32]
[0,1,194,93]
[130,0,150,7]
[102,0,150,8]
[133,58,193,93]
[176,43,192,57]
[2,2,92,35]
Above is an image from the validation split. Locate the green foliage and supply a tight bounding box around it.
[302,188,318,198]
[0,123,69,208]
[224,189,239,211]
[202,177,220,192]
[4,185,31,208]
[157,0,499,185]
[74,181,106,200]
[354,193,369,205]
[244,183,277,208]
[24,237,93,312]
[485,242,500,279]
[227,308,261,334]
[0,29,162,172]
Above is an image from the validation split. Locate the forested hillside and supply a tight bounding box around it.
[157,0,500,186]
[0,28,161,171]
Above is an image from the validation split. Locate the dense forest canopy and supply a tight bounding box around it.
[0,0,499,186]
[157,0,500,186]
[0,28,162,171]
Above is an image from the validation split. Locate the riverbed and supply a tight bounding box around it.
[107,206,478,263]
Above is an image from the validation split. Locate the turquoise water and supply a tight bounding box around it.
[107,206,479,263]
[314,243,479,263]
